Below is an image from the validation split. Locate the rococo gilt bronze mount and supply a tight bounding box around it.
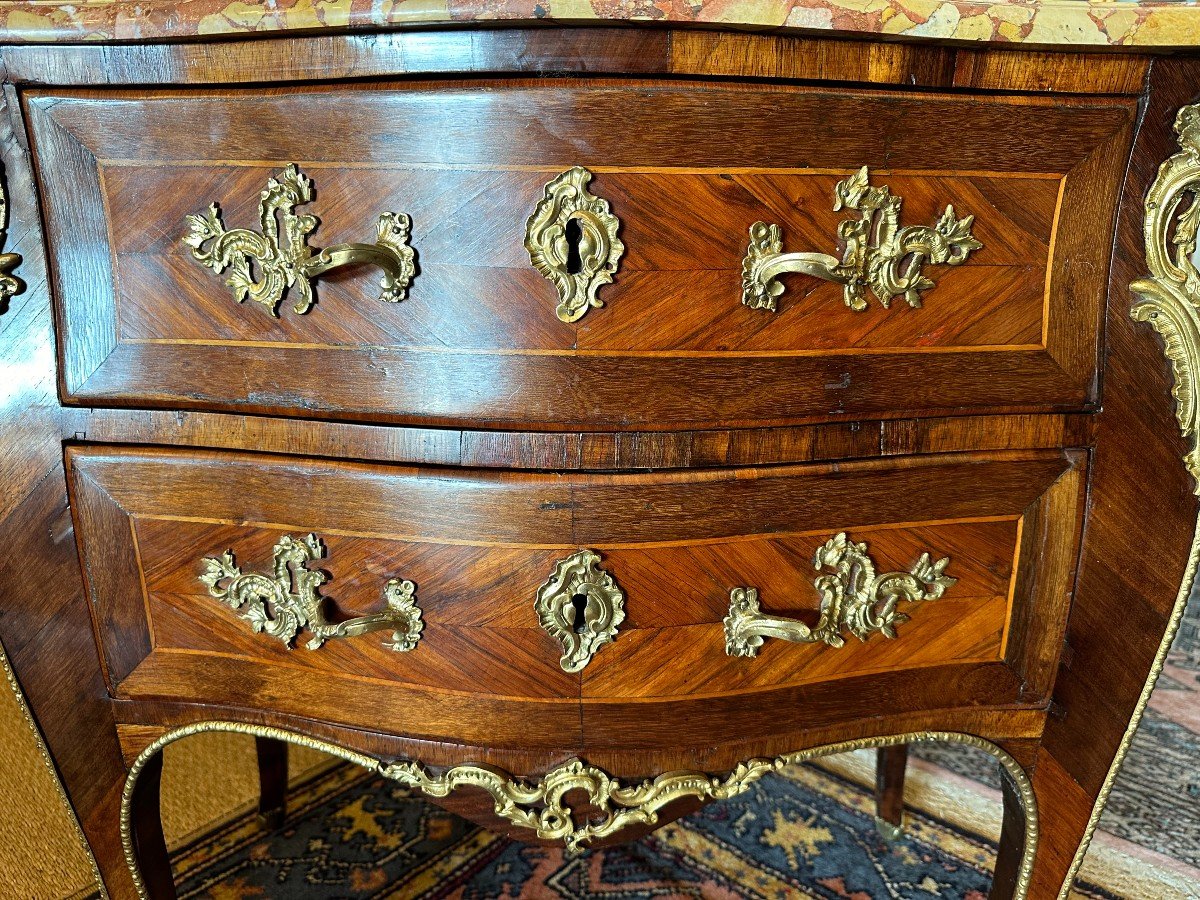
[741,166,983,313]
[525,166,625,323]
[184,164,417,317]
[199,534,423,653]
[0,170,23,303]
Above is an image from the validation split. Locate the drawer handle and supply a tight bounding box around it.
[741,167,982,313]
[0,175,23,302]
[526,167,624,323]
[199,533,423,652]
[535,549,625,672]
[183,164,416,317]
[723,532,955,658]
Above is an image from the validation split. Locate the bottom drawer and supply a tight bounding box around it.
[67,445,1084,752]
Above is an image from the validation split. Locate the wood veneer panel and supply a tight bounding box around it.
[104,166,1051,353]
[64,408,1086,472]
[111,700,584,773]
[575,450,1084,747]
[0,29,951,89]
[582,520,1018,699]
[135,521,575,698]
[71,342,1090,430]
[583,708,1047,777]
[0,82,138,897]
[582,661,1026,752]
[952,48,1150,94]
[1004,459,1087,701]
[667,31,956,85]
[1,29,676,86]
[67,462,150,687]
[1046,57,1200,790]
[608,521,1017,625]
[146,595,571,699]
[130,519,1016,699]
[26,80,1133,428]
[1016,58,1200,899]
[110,698,1047,782]
[29,81,1126,170]
[0,26,1182,899]
[66,445,1079,753]
[0,29,1148,96]
[67,445,1072,546]
[116,654,582,749]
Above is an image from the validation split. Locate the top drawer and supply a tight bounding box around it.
[27,79,1134,430]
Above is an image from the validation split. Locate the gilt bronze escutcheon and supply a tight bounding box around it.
[525,167,624,323]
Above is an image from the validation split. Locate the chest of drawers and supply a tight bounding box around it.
[1,15,1198,900]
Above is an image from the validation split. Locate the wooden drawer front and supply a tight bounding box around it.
[31,81,1133,429]
[67,445,1083,747]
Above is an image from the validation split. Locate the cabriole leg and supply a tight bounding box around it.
[126,750,176,900]
[255,736,289,829]
[874,744,908,841]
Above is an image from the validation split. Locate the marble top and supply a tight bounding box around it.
[0,0,1197,47]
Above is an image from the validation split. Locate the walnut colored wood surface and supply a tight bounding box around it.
[0,30,1151,93]
[875,744,908,831]
[0,25,1193,900]
[65,408,1089,472]
[62,444,1087,770]
[1016,57,1200,900]
[254,737,288,829]
[105,167,1052,354]
[0,81,140,897]
[27,79,1132,429]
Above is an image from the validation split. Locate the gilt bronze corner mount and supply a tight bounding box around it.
[0,171,24,304]
[1131,103,1200,488]
[1062,99,1200,900]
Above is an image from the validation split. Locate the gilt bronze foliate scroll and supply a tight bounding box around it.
[724,532,956,657]
[525,167,624,323]
[199,533,423,652]
[741,167,982,314]
[184,164,416,317]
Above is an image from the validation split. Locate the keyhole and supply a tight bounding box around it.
[569,593,589,634]
[564,217,584,275]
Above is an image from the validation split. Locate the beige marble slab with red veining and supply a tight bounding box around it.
[0,0,1196,46]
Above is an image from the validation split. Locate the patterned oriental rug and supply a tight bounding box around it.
[168,759,1070,899]
[167,590,1200,900]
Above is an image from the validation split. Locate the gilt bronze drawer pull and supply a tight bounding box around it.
[723,532,955,657]
[526,166,624,323]
[199,533,423,652]
[741,167,982,313]
[535,548,625,672]
[183,164,416,317]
